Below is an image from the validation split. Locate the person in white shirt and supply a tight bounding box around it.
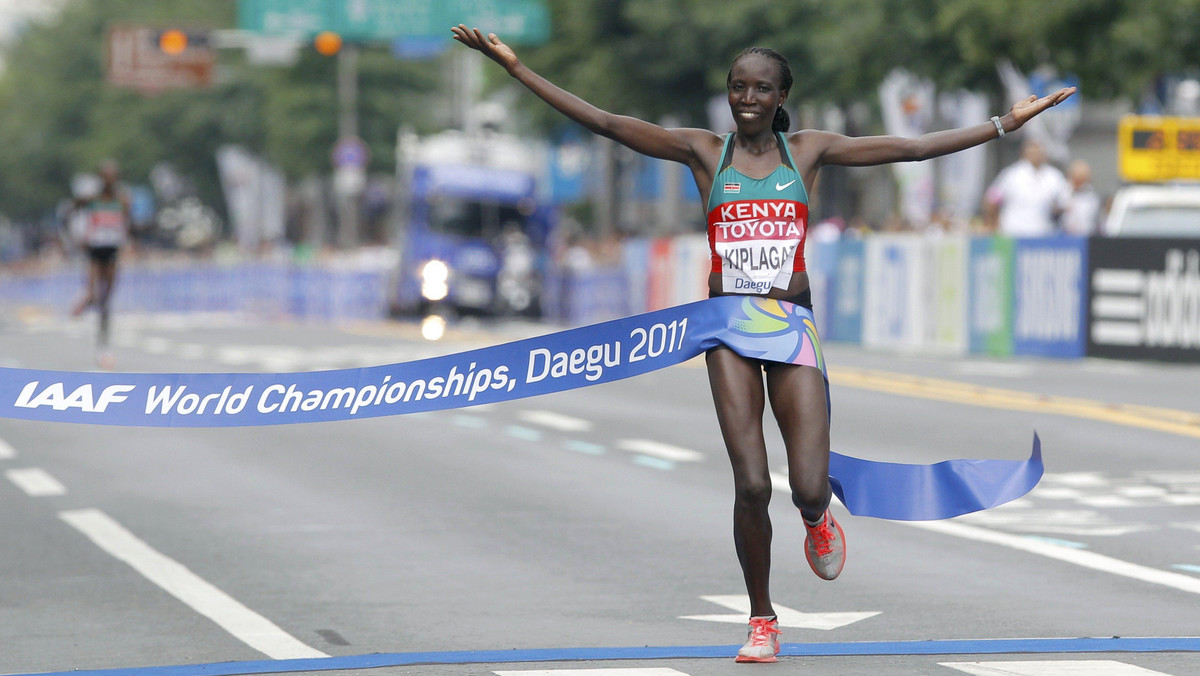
[984,139,1068,237]
[1057,159,1101,236]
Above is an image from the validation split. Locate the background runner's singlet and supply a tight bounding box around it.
[706,132,809,294]
[82,199,127,248]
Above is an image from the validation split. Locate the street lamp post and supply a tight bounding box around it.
[335,43,362,249]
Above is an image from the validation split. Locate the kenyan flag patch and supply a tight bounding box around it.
[723,182,741,193]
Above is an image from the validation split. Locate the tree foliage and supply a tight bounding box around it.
[0,0,437,221]
[3,0,1199,223]
[513,0,1200,128]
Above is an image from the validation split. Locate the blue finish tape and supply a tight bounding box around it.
[0,296,1042,521]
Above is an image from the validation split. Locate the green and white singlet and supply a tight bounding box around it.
[705,132,810,294]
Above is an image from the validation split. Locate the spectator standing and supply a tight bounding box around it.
[1058,159,1101,236]
[984,139,1068,236]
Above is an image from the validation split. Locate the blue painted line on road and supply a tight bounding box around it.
[11,637,1200,676]
[565,440,605,455]
[504,425,542,441]
[1172,563,1200,574]
[633,455,675,471]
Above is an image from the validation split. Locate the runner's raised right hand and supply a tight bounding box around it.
[451,25,520,72]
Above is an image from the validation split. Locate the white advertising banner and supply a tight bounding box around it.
[863,235,928,351]
[925,236,969,355]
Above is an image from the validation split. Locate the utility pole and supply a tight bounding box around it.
[334,44,362,248]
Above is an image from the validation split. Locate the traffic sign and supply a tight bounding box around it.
[1119,115,1200,182]
[332,136,370,169]
[238,0,550,44]
[106,24,215,94]
[237,0,331,36]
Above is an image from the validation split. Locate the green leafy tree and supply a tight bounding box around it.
[511,0,1200,128]
[0,0,437,222]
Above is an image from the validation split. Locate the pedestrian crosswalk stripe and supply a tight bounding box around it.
[617,439,703,462]
[941,659,1174,675]
[518,409,593,432]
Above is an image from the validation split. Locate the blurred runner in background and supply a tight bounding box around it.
[68,159,130,369]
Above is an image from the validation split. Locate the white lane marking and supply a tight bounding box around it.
[902,519,1200,595]
[0,437,15,459]
[496,670,689,676]
[5,468,67,496]
[59,509,327,660]
[1116,486,1168,499]
[1077,495,1137,508]
[176,343,209,360]
[1140,471,1200,487]
[1041,472,1109,488]
[957,508,1149,537]
[941,659,1174,675]
[680,594,879,631]
[452,414,488,429]
[770,471,789,493]
[517,410,593,432]
[564,440,605,455]
[617,439,703,463]
[1022,536,1087,549]
[141,337,172,354]
[632,455,675,471]
[1031,487,1084,500]
[504,425,543,441]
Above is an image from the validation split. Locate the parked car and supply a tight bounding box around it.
[1104,184,1200,237]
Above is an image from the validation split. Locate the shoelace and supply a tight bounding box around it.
[747,617,780,647]
[808,517,835,557]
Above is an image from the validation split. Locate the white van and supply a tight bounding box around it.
[1104,184,1200,237]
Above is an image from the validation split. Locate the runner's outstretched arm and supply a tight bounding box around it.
[810,88,1076,167]
[451,26,715,168]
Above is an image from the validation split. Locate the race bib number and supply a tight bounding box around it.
[86,209,126,247]
[709,199,807,294]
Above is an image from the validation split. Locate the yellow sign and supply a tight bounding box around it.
[1119,115,1200,182]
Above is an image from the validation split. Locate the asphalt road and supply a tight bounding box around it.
[1,309,1198,676]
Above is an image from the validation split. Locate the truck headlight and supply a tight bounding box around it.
[420,259,449,301]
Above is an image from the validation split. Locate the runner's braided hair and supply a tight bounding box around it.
[727,47,793,132]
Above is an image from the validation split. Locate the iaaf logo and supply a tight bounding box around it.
[14,382,134,413]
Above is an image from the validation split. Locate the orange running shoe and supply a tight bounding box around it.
[803,510,846,580]
[735,616,780,663]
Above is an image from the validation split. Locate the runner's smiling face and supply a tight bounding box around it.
[727,54,787,133]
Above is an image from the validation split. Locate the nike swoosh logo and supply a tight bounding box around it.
[775,179,796,191]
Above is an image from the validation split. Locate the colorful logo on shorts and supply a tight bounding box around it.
[722,297,825,376]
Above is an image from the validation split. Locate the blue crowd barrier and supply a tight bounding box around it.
[0,261,391,322]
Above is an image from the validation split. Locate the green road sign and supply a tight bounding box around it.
[239,0,550,44]
[238,0,332,35]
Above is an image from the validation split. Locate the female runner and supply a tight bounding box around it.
[452,25,1072,663]
[70,159,130,369]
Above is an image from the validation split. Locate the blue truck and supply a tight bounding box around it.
[390,131,556,318]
